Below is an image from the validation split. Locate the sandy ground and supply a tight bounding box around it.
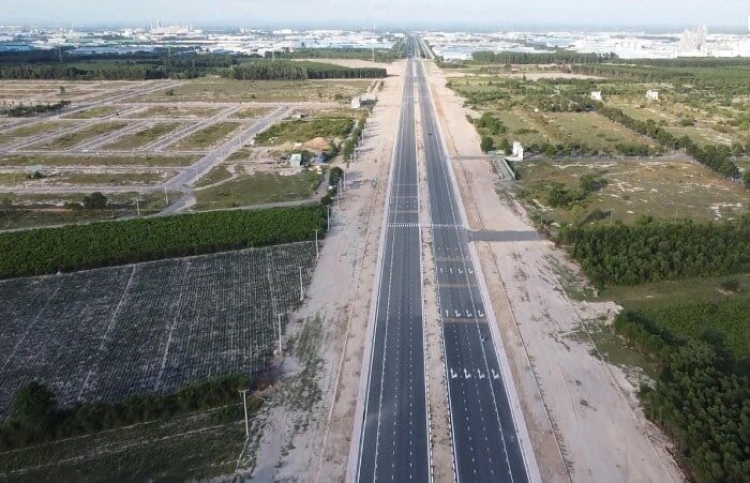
[424,60,685,483]
[443,72,603,81]
[243,60,406,483]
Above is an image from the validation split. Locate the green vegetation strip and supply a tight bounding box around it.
[230,60,386,81]
[0,206,326,279]
[0,375,262,451]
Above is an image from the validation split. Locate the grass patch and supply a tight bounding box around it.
[230,107,272,119]
[194,170,321,209]
[102,122,181,150]
[256,118,354,146]
[194,165,234,187]
[515,158,748,225]
[34,122,128,150]
[173,122,240,150]
[50,171,169,185]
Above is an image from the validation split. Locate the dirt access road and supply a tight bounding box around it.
[422,60,685,483]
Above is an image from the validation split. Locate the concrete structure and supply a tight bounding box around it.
[350,97,361,109]
[590,91,603,101]
[646,89,660,102]
[289,153,303,167]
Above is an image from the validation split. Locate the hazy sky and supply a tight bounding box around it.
[4,0,750,29]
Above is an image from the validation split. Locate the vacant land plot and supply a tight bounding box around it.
[173,121,240,150]
[102,122,182,150]
[194,170,321,210]
[605,96,746,147]
[0,243,316,419]
[46,171,171,186]
[256,118,354,146]
[231,106,273,119]
[62,106,119,119]
[515,158,748,224]
[125,105,223,119]
[0,153,196,167]
[33,121,128,150]
[131,78,371,103]
[0,121,74,146]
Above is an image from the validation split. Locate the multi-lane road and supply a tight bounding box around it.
[352,38,535,482]
[356,43,430,482]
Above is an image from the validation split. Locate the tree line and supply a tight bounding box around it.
[230,60,386,81]
[0,375,263,450]
[557,216,750,287]
[614,310,749,482]
[472,50,617,65]
[0,206,327,279]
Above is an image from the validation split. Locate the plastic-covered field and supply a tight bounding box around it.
[0,242,316,418]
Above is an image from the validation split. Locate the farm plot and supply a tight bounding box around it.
[0,242,317,419]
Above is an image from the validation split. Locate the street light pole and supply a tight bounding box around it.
[134,196,140,218]
[314,229,319,259]
[327,205,331,231]
[276,314,283,353]
[298,266,304,301]
[239,389,250,437]
[163,186,169,206]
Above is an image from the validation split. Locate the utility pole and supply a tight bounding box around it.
[298,267,304,301]
[163,186,169,206]
[314,229,319,259]
[327,205,331,231]
[276,314,283,353]
[239,389,250,437]
[135,196,140,218]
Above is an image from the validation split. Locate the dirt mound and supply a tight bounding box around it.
[303,137,332,151]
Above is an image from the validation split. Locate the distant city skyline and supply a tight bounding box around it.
[3,0,750,32]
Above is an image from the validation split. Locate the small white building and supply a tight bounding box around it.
[646,90,660,102]
[590,91,603,101]
[289,153,303,167]
[351,97,361,109]
[511,141,524,160]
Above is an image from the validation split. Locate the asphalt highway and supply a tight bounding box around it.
[356,40,430,482]
[415,59,529,483]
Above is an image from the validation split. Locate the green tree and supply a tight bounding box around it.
[83,192,108,210]
[10,381,57,431]
[480,136,494,153]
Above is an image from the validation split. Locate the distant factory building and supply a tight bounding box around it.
[590,91,603,101]
[646,90,660,102]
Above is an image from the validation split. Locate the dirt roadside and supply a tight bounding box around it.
[423,60,685,483]
[244,60,406,483]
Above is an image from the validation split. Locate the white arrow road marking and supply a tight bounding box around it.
[464,369,472,379]
[477,369,486,379]
[451,368,458,379]
[491,369,500,380]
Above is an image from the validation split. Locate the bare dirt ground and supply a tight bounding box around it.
[243,60,406,483]
[443,72,603,81]
[424,60,685,483]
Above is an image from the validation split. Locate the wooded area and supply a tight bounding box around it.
[558,216,750,287]
[230,60,387,80]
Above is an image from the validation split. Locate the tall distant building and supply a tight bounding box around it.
[678,26,707,53]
